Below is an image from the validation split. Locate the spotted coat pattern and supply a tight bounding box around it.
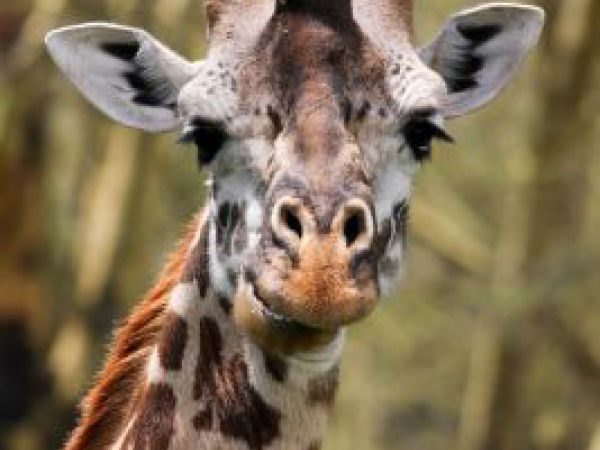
[66,213,336,450]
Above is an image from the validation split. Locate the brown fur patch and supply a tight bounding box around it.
[180,220,210,296]
[158,312,188,371]
[259,0,365,131]
[63,213,205,450]
[217,294,233,315]
[204,0,225,30]
[307,366,339,408]
[192,337,281,450]
[122,382,177,450]
[263,352,288,383]
[193,316,223,400]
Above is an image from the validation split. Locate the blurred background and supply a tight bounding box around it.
[0,0,599,449]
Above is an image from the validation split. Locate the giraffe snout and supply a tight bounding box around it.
[251,194,379,329]
[270,195,375,258]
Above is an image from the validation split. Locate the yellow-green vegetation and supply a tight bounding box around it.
[0,1,598,450]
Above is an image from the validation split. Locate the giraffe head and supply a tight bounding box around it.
[46,1,543,357]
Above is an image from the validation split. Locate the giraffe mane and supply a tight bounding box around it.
[63,216,202,450]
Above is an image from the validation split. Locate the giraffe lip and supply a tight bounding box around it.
[250,284,289,323]
[248,282,317,333]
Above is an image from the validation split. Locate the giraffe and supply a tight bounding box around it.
[46,1,544,449]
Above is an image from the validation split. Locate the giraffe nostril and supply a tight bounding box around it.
[271,197,309,250]
[337,199,374,250]
[343,212,364,246]
[281,206,303,239]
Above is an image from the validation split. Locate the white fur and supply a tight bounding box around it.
[387,53,447,115]
[246,198,264,248]
[287,329,347,378]
[379,239,406,298]
[373,157,412,297]
[177,59,240,124]
[208,146,265,298]
[208,212,236,299]
[110,416,136,450]
[373,155,413,227]
[168,282,201,318]
[146,348,165,383]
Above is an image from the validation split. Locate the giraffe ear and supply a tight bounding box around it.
[419,3,544,117]
[46,23,199,132]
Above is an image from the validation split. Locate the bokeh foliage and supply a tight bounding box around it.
[0,1,598,449]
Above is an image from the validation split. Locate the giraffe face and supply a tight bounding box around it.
[204,86,425,355]
[208,132,418,355]
[197,6,447,354]
[46,1,544,356]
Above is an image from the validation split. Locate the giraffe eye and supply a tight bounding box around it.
[179,117,228,165]
[403,117,453,161]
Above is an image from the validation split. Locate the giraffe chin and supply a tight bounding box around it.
[233,276,339,357]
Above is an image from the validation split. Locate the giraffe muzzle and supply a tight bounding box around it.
[233,194,379,352]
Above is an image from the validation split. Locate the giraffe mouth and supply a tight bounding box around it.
[233,273,339,355]
[248,282,317,334]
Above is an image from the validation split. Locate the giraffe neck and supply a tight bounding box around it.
[112,211,341,450]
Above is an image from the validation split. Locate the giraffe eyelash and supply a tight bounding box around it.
[179,117,229,165]
[402,116,454,162]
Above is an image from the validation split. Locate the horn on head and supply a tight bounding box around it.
[203,0,413,56]
[352,0,413,49]
[273,0,354,23]
[272,0,412,35]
